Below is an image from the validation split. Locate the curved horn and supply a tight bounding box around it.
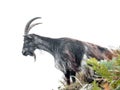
[27,22,42,33]
[24,17,41,35]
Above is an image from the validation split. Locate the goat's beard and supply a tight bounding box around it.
[33,52,36,62]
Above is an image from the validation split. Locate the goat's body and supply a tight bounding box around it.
[23,34,114,85]
[25,34,114,85]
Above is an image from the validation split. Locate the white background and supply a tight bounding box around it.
[0,0,120,90]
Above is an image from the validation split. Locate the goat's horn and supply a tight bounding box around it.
[24,17,41,35]
[27,22,42,33]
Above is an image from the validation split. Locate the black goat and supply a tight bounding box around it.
[22,17,114,85]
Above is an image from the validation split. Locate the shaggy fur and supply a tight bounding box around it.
[22,17,114,85]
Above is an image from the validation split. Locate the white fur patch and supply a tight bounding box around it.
[81,54,88,66]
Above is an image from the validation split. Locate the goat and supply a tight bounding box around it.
[22,17,115,85]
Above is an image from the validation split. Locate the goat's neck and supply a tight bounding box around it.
[33,34,58,55]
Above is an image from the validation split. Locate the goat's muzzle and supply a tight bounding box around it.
[22,49,33,56]
[22,50,36,62]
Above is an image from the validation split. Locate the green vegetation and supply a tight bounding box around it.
[87,57,120,90]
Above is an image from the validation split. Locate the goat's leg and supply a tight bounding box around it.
[64,70,70,85]
[70,71,76,83]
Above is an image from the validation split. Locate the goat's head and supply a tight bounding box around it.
[22,17,42,61]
